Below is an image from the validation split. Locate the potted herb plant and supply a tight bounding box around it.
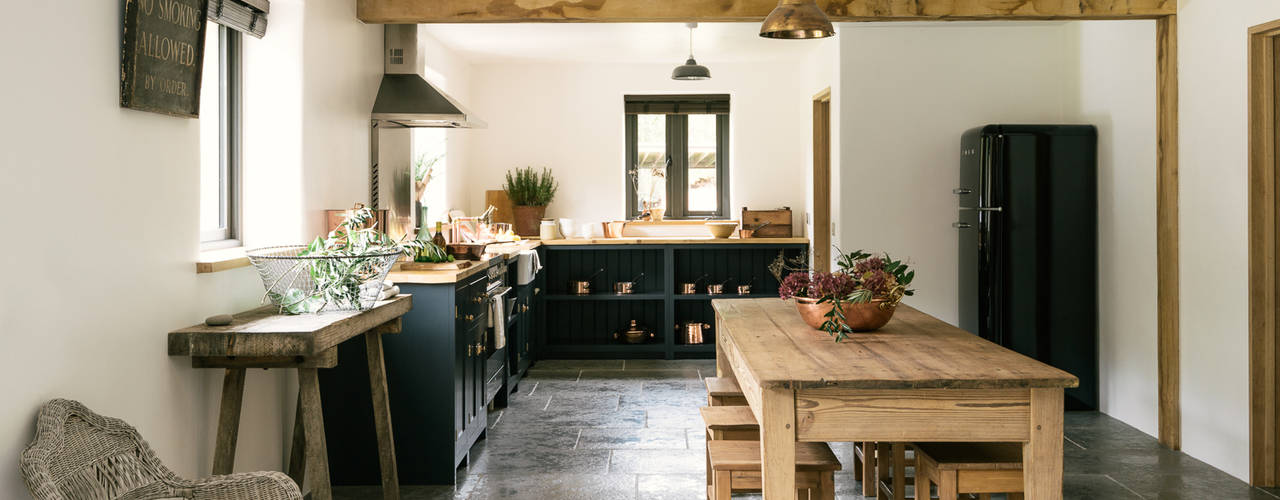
[778,249,916,341]
[503,166,559,236]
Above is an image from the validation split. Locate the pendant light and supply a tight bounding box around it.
[672,23,711,81]
[759,0,835,39]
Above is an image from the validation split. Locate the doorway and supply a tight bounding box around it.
[812,89,831,272]
[1248,18,1280,488]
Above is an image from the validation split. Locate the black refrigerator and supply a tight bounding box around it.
[956,124,1099,411]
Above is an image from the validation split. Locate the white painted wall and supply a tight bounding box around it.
[1063,20,1160,440]
[462,60,820,229]
[0,0,383,495]
[835,24,1071,325]
[1176,0,1280,481]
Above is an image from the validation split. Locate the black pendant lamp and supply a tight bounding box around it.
[672,23,711,81]
[759,0,835,39]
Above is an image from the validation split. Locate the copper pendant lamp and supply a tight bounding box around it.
[759,0,836,39]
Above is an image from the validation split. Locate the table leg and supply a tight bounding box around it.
[715,327,730,377]
[287,392,305,488]
[212,368,246,475]
[299,367,332,500]
[892,442,906,500]
[861,442,877,496]
[760,386,796,499]
[1023,388,1064,500]
[365,332,401,500]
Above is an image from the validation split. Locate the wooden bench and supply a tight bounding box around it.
[704,377,748,406]
[853,442,915,499]
[708,440,841,500]
[914,443,1024,500]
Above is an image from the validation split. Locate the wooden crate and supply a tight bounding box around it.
[741,207,792,238]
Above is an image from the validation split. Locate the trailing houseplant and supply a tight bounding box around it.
[503,166,559,236]
[249,206,424,315]
[778,248,915,341]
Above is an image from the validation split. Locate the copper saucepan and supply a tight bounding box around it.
[569,268,605,295]
[678,322,712,345]
[613,272,645,295]
[707,278,735,296]
[679,274,708,295]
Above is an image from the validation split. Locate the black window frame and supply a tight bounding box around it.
[201,24,243,248]
[625,95,730,220]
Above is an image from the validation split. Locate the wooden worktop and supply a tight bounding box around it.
[712,299,1078,391]
[386,240,540,284]
[540,237,809,246]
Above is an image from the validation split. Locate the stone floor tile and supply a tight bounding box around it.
[466,474,636,500]
[1061,474,1145,499]
[624,359,716,371]
[644,405,704,429]
[531,359,624,371]
[609,449,706,474]
[576,428,689,450]
[498,407,646,429]
[635,473,707,500]
[466,447,612,476]
[546,392,622,412]
[620,387,706,410]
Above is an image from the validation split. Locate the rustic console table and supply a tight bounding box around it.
[168,295,412,500]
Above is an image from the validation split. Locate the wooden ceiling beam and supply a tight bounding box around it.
[356,0,1175,24]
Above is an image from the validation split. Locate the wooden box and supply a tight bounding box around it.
[741,207,793,238]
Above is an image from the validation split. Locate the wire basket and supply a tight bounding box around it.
[246,245,402,313]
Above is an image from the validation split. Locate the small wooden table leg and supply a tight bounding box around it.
[212,368,246,475]
[937,469,958,500]
[760,386,797,499]
[299,367,333,500]
[1024,388,1065,500]
[365,332,401,500]
[287,391,305,488]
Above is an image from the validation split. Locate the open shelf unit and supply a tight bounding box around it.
[537,242,808,360]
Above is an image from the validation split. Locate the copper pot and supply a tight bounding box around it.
[614,320,655,344]
[613,273,645,295]
[706,284,725,295]
[793,297,897,332]
[678,322,711,344]
[569,281,592,295]
[679,275,707,295]
[737,284,753,295]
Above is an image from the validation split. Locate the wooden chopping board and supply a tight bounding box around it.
[485,190,515,225]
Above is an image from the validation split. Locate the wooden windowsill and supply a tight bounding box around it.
[197,246,250,274]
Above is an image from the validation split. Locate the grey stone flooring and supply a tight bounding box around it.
[334,359,1280,500]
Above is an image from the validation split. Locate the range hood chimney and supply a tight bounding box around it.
[372,25,485,129]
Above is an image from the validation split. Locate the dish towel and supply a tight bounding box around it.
[489,288,509,350]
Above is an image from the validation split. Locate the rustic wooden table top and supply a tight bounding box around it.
[712,298,1078,391]
[168,295,413,358]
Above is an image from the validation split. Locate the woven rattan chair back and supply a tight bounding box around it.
[20,398,302,500]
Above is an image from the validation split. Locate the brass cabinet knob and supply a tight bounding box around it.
[472,295,485,304]
[464,314,475,321]
[467,344,474,356]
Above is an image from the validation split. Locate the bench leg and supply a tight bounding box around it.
[892,443,907,500]
[936,470,958,500]
[853,442,863,481]
[713,471,732,500]
[817,471,835,500]
[862,442,877,496]
[287,393,305,488]
[299,367,332,500]
[365,332,400,500]
[914,466,930,500]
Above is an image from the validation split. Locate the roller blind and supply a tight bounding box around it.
[624,94,730,115]
[207,0,268,38]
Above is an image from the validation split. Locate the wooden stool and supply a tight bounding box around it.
[700,405,760,494]
[704,377,748,406]
[913,443,1024,500]
[708,440,840,500]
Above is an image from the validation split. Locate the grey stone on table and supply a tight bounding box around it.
[204,314,233,326]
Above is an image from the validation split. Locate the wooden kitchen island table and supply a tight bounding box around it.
[712,299,1078,500]
[168,295,412,500]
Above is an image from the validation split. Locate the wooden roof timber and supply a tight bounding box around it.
[356,0,1176,24]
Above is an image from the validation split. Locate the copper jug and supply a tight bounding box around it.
[679,322,711,345]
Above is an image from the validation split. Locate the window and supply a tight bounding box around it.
[199,23,242,247]
[625,95,730,219]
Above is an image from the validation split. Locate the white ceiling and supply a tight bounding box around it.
[419,22,831,65]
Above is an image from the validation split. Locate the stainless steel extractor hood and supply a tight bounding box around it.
[372,25,485,129]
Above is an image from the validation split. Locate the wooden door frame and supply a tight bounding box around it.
[813,88,832,272]
[358,0,1184,455]
[1249,19,1280,488]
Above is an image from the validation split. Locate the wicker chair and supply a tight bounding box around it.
[20,399,302,500]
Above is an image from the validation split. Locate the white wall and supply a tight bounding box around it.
[0,0,382,495]
[1177,0,1280,480]
[835,23,1072,325]
[463,60,820,229]
[1063,20,1160,440]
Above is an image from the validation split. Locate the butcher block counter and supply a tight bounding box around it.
[386,240,540,284]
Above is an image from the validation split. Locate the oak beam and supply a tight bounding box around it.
[1156,13,1181,451]
[356,0,1176,24]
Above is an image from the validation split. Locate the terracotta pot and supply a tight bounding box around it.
[512,205,546,237]
[793,297,897,332]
